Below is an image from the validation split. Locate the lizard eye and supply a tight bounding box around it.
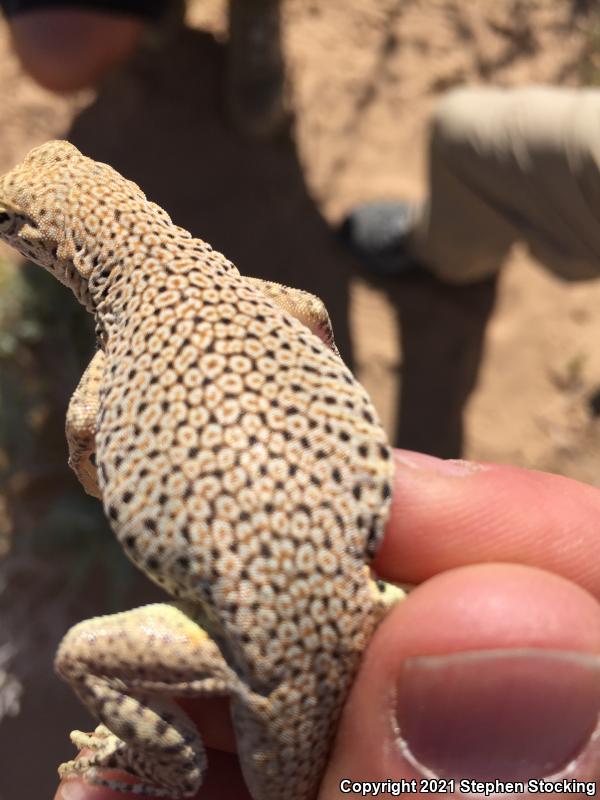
[0,210,16,235]
[0,209,17,232]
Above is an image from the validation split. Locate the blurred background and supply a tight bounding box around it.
[1,0,600,796]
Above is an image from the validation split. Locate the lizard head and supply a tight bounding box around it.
[0,140,162,312]
[0,140,97,307]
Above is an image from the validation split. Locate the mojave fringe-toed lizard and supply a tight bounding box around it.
[0,141,403,799]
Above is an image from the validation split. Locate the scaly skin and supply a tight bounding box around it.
[0,141,402,799]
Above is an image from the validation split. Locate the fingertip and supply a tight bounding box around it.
[55,777,122,800]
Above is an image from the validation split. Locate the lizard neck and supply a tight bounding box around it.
[85,227,230,345]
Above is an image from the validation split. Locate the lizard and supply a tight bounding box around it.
[0,140,403,799]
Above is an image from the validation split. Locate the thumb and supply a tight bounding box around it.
[318,564,600,797]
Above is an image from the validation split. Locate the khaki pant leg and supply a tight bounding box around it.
[411,86,600,284]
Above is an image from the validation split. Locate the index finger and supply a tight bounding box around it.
[375,450,600,595]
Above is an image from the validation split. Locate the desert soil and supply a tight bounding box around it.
[0,1,599,797]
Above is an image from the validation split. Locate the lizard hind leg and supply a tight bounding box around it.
[55,602,241,799]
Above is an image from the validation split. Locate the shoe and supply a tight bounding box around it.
[339,200,425,277]
[226,0,288,139]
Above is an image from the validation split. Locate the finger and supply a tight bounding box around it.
[375,450,600,595]
[320,563,600,796]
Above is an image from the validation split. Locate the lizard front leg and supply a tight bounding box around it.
[246,277,340,355]
[55,602,242,798]
[66,349,104,499]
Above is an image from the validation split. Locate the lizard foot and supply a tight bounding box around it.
[59,723,198,798]
[69,723,112,750]
[59,730,123,779]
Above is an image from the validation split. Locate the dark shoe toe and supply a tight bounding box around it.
[339,200,424,277]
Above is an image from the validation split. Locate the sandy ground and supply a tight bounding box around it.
[1,0,599,796]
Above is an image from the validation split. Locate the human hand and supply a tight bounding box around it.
[55,450,600,799]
